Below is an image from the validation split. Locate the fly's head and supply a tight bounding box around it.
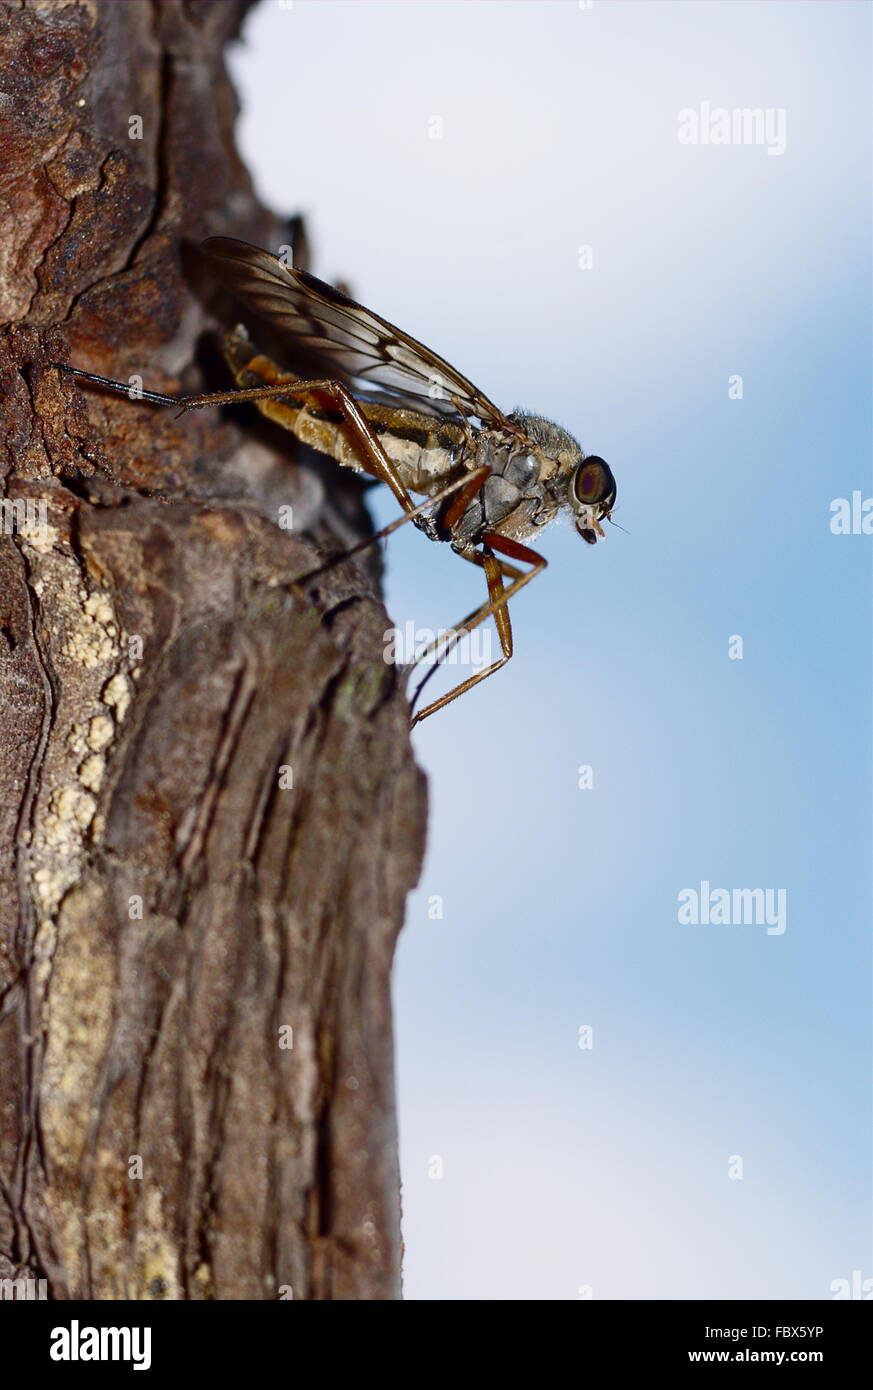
[508,413,616,543]
[569,453,616,543]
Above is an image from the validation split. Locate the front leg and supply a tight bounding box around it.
[409,533,548,726]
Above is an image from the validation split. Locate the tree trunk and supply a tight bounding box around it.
[0,0,425,1301]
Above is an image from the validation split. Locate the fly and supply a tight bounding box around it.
[57,237,616,725]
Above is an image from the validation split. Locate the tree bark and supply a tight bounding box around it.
[0,0,425,1300]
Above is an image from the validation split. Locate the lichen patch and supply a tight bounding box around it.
[102,672,131,721]
[63,596,119,668]
[78,753,105,792]
[86,713,115,751]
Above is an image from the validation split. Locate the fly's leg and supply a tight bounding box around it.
[55,364,417,516]
[409,550,516,726]
[407,556,518,716]
[298,461,492,581]
[199,374,420,517]
[408,533,548,727]
[296,463,492,584]
[409,550,523,669]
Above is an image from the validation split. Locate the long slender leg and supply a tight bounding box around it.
[413,533,543,671]
[408,550,521,670]
[56,365,417,515]
[409,532,548,726]
[408,554,516,716]
[197,375,421,515]
[296,464,490,585]
[410,550,516,726]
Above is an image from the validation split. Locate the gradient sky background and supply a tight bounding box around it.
[228,0,871,1299]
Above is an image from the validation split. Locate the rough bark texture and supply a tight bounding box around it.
[0,0,426,1300]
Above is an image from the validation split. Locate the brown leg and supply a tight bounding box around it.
[409,532,547,726]
[297,464,491,585]
[56,365,418,516]
[182,376,422,516]
[408,550,521,668]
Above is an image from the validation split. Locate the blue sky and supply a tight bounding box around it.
[229,0,871,1298]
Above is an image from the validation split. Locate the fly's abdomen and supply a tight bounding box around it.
[223,326,465,490]
[221,327,371,470]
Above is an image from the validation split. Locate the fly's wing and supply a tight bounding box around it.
[201,237,509,424]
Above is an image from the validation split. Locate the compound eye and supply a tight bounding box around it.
[573,456,615,507]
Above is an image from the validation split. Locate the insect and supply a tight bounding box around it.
[60,238,616,725]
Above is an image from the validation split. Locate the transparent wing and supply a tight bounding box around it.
[202,237,508,424]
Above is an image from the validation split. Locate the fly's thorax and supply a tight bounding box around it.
[506,413,586,478]
[449,430,545,549]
